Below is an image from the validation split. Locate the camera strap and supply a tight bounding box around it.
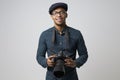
[50,27,70,53]
[64,28,70,51]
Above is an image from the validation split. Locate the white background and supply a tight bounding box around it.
[0,0,120,80]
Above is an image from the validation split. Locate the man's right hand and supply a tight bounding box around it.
[47,55,56,67]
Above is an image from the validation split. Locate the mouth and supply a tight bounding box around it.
[56,18,63,22]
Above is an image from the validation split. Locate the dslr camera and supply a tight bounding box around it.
[52,51,68,78]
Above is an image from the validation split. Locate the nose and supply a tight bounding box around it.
[56,13,61,16]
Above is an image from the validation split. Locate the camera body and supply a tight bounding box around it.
[52,51,68,78]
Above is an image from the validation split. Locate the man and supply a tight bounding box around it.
[36,2,88,80]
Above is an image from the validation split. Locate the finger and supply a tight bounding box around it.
[47,61,55,67]
[65,62,75,68]
[48,55,56,60]
[65,63,72,67]
[65,59,73,63]
[48,64,54,67]
[64,59,70,62]
[47,58,54,63]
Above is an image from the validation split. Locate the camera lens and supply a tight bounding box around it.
[53,60,65,78]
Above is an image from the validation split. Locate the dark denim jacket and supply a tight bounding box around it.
[36,26,88,80]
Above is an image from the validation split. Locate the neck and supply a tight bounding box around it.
[54,23,66,32]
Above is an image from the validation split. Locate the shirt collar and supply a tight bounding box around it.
[53,26,68,35]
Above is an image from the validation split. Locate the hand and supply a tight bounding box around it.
[64,58,76,68]
[47,55,56,67]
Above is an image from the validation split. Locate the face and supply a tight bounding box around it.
[51,8,67,26]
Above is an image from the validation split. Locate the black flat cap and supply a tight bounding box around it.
[49,2,68,14]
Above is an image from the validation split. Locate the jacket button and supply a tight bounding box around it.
[59,42,62,45]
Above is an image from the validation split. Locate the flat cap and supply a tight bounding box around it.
[49,2,68,14]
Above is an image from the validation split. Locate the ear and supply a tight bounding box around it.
[65,13,68,18]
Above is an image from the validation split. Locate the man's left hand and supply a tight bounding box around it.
[64,58,76,68]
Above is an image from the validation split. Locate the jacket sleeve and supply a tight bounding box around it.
[36,32,47,68]
[75,31,88,68]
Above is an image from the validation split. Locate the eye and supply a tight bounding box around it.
[52,11,66,16]
[60,11,66,15]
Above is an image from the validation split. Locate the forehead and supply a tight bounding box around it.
[53,8,66,12]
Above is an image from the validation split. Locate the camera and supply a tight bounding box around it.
[52,51,68,78]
